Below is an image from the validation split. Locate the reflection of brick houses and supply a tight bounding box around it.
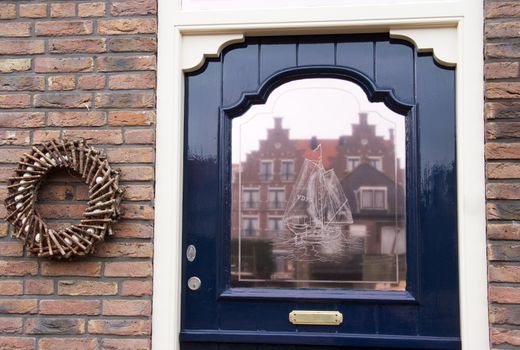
[231,113,405,284]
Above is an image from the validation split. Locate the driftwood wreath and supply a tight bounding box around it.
[4,139,125,259]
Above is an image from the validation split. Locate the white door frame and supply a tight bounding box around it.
[153,1,488,349]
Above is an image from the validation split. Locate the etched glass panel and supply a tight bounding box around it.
[231,79,406,290]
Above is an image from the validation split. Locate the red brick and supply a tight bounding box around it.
[488,241,520,261]
[0,40,44,55]
[486,2,520,18]
[48,111,105,127]
[487,202,520,220]
[0,112,44,128]
[489,265,520,283]
[488,162,520,179]
[0,299,37,314]
[88,319,151,336]
[35,57,93,73]
[0,224,7,237]
[487,42,520,59]
[485,62,520,79]
[489,305,520,325]
[34,93,92,109]
[42,261,101,276]
[48,75,76,91]
[38,201,84,218]
[111,0,157,16]
[121,204,154,219]
[120,166,154,181]
[490,286,520,304]
[104,261,153,277]
[0,261,38,276]
[114,223,153,238]
[491,327,520,346]
[0,242,24,256]
[58,280,117,296]
[78,2,106,17]
[486,21,520,39]
[63,129,123,144]
[0,337,35,350]
[40,299,100,315]
[33,130,61,143]
[109,37,157,52]
[486,82,520,99]
[0,59,31,74]
[121,280,152,296]
[102,338,150,350]
[38,184,74,200]
[0,76,44,92]
[0,317,22,333]
[0,94,31,109]
[0,148,26,164]
[96,56,156,72]
[49,38,107,54]
[25,318,85,335]
[487,122,520,140]
[0,281,23,295]
[96,92,155,108]
[19,4,47,18]
[109,72,156,90]
[108,111,155,126]
[103,300,151,316]
[0,4,16,19]
[124,185,154,200]
[51,3,76,17]
[487,183,520,199]
[78,74,106,90]
[486,143,520,159]
[0,22,32,37]
[36,20,93,36]
[96,242,153,258]
[0,130,30,145]
[486,102,520,119]
[106,147,155,163]
[98,18,156,35]
[39,338,98,350]
[25,279,54,295]
[488,223,520,240]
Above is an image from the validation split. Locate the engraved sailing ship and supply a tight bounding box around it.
[275,145,359,263]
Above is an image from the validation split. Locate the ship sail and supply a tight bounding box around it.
[276,145,355,262]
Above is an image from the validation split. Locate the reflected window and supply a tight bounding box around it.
[346,156,360,171]
[268,188,285,209]
[360,187,387,210]
[268,217,283,237]
[242,216,259,237]
[281,160,295,181]
[259,160,273,181]
[368,157,383,171]
[231,78,406,290]
[242,188,259,209]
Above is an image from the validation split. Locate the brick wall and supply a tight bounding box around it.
[485,1,520,348]
[0,1,156,349]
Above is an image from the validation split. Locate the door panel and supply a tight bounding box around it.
[182,34,459,349]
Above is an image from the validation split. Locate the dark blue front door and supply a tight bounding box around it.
[181,34,459,349]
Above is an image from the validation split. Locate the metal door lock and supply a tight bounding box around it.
[186,245,196,262]
[187,276,201,290]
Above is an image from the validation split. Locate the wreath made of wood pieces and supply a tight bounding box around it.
[4,139,125,259]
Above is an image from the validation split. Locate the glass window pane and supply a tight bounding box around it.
[231,78,406,290]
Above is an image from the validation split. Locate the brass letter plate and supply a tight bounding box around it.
[289,310,343,326]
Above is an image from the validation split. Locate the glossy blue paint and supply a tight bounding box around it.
[182,34,459,349]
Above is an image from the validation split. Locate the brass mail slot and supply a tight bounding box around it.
[289,310,343,326]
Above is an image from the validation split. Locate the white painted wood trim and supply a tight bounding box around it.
[154,1,488,350]
[390,27,458,67]
[182,34,245,72]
